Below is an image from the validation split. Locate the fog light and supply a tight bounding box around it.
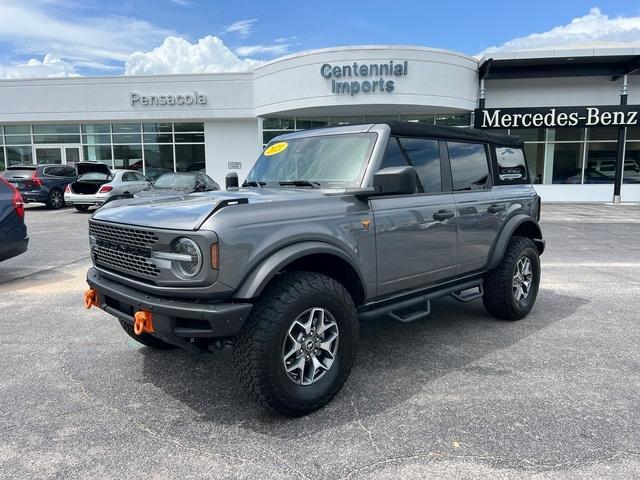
[171,237,202,279]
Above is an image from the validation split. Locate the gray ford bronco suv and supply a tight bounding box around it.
[85,121,544,416]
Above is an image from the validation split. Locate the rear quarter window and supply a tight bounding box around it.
[495,146,528,185]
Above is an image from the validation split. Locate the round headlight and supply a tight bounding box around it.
[171,237,202,279]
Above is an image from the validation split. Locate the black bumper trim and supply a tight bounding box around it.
[86,267,252,345]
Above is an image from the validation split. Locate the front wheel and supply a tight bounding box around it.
[233,271,358,416]
[483,236,540,320]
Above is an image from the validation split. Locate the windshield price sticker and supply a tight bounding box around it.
[264,142,288,156]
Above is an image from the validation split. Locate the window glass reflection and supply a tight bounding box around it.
[550,143,584,184]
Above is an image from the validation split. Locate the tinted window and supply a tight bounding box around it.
[380,137,408,169]
[62,166,76,177]
[43,166,61,176]
[398,138,441,193]
[495,147,527,184]
[133,172,147,181]
[448,142,490,191]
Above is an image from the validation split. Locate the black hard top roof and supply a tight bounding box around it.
[384,121,523,147]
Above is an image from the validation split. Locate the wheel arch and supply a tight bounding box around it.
[487,214,545,269]
[233,242,367,306]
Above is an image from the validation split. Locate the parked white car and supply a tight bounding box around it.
[64,163,150,211]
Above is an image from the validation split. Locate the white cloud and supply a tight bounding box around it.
[171,0,193,5]
[125,36,263,75]
[0,54,79,79]
[0,0,172,72]
[479,8,640,56]
[223,18,258,38]
[235,44,290,57]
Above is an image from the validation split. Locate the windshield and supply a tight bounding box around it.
[78,172,110,182]
[152,173,196,189]
[3,168,36,178]
[246,133,376,188]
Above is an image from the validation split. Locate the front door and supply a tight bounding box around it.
[34,145,82,166]
[371,136,458,297]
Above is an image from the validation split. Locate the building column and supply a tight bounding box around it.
[613,75,629,204]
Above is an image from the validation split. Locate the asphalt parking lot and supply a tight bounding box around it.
[1,203,639,479]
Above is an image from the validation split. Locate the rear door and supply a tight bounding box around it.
[371,136,458,297]
[446,141,503,274]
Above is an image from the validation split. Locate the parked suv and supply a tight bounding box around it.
[0,176,28,261]
[84,122,544,416]
[1,164,75,209]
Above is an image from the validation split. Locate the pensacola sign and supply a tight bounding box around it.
[130,91,208,106]
[320,60,408,96]
[475,105,640,129]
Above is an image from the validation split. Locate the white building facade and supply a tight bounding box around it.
[1,44,640,202]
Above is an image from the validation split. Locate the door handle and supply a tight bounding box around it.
[487,204,505,214]
[433,209,455,221]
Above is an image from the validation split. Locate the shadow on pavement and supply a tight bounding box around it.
[138,289,587,436]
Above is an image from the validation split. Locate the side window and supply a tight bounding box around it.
[202,175,217,190]
[495,146,528,184]
[63,166,76,177]
[398,138,441,193]
[122,172,135,182]
[380,137,409,169]
[448,142,490,191]
[134,172,147,181]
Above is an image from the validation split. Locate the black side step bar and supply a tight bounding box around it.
[358,279,484,322]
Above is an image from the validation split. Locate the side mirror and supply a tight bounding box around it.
[225,172,239,190]
[373,166,416,195]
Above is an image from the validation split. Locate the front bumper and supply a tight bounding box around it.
[86,267,252,349]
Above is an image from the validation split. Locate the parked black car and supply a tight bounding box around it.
[1,164,75,209]
[0,176,28,261]
[134,172,220,199]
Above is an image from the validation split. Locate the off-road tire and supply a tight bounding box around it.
[118,319,176,350]
[483,236,540,321]
[74,205,90,212]
[233,271,358,417]
[46,189,65,209]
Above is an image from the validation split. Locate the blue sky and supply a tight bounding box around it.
[2,1,640,77]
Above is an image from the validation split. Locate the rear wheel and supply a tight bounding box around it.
[483,236,540,320]
[46,189,65,209]
[74,205,90,212]
[118,319,176,350]
[233,271,358,416]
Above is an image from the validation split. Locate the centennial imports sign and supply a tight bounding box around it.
[320,60,408,96]
[475,105,640,129]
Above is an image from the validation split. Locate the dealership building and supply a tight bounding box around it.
[1,44,640,202]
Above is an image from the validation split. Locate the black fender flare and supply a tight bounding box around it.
[487,214,545,269]
[233,241,366,300]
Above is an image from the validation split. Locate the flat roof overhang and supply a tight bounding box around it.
[479,55,640,81]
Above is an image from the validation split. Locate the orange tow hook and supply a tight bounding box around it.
[133,310,154,336]
[84,289,98,309]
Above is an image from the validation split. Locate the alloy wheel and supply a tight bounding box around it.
[282,307,339,386]
[512,256,533,302]
[50,191,63,209]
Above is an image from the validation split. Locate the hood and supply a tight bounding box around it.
[92,188,327,230]
[76,162,111,176]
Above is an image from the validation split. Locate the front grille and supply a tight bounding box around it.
[89,222,158,248]
[90,221,161,279]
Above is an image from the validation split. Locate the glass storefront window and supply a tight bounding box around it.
[4,125,30,135]
[263,131,289,144]
[174,133,204,143]
[143,133,173,143]
[82,124,111,134]
[549,143,585,184]
[524,143,544,184]
[549,128,585,142]
[6,146,33,166]
[175,144,205,172]
[143,144,174,180]
[510,128,545,142]
[399,114,434,124]
[296,117,329,129]
[328,116,364,126]
[82,134,111,144]
[32,124,79,134]
[143,123,172,133]
[5,135,31,145]
[587,127,619,141]
[33,134,80,144]
[584,142,618,184]
[263,118,295,130]
[174,122,204,132]
[112,123,141,134]
[83,145,113,166]
[113,133,141,144]
[0,149,5,171]
[435,114,470,126]
[113,144,142,170]
[623,142,640,184]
